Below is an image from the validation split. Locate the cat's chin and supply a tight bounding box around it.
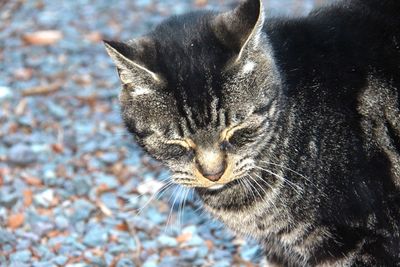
[207,184,226,190]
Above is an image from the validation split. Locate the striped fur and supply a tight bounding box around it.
[105,0,400,265]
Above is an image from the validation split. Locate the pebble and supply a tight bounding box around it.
[52,255,68,266]
[70,199,96,222]
[72,176,92,196]
[116,258,136,267]
[0,229,16,244]
[46,101,68,119]
[33,189,55,208]
[157,234,178,247]
[9,249,32,263]
[240,244,261,261]
[83,225,109,247]
[0,86,12,100]
[213,260,231,267]
[95,173,119,189]
[33,262,55,267]
[182,234,204,247]
[55,215,69,229]
[142,255,159,267]
[99,152,119,164]
[179,248,198,260]
[0,189,18,209]
[7,144,38,165]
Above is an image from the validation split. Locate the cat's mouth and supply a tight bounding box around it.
[173,157,259,191]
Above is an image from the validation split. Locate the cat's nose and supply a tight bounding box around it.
[198,161,226,182]
[195,148,227,182]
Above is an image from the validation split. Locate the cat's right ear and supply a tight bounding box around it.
[103,39,161,85]
[212,0,264,63]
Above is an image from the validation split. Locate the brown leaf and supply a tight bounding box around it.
[96,183,114,195]
[14,68,33,80]
[176,232,192,243]
[195,0,207,7]
[205,239,214,250]
[21,175,43,186]
[22,81,62,97]
[22,30,63,46]
[85,31,103,43]
[47,230,66,238]
[97,201,113,216]
[115,221,129,232]
[23,189,33,206]
[8,213,25,229]
[51,143,64,153]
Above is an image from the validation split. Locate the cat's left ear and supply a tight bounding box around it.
[212,0,264,63]
[103,38,161,85]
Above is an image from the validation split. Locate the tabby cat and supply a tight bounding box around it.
[104,0,400,265]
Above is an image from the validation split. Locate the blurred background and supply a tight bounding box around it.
[0,0,328,266]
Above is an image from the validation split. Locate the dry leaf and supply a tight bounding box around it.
[96,183,111,195]
[97,201,113,216]
[205,239,214,250]
[115,221,129,232]
[14,68,33,80]
[22,30,63,45]
[21,175,43,186]
[8,213,25,229]
[85,31,103,42]
[195,0,207,7]
[22,81,62,97]
[176,232,192,243]
[51,143,64,153]
[23,189,33,206]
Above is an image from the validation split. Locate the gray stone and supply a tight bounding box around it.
[7,144,38,165]
[83,225,109,247]
[10,249,32,263]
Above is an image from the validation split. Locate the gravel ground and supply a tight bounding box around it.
[0,0,326,266]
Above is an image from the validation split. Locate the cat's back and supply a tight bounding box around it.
[266,0,400,88]
[266,0,400,191]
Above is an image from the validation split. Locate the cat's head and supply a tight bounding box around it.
[105,0,282,191]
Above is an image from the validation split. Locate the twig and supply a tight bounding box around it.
[22,81,62,97]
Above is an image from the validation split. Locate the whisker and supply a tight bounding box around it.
[260,161,327,197]
[254,166,303,195]
[260,160,312,183]
[122,177,172,208]
[134,180,174,215]
[245,175,264,199]
[123,176,172,206]
[164,185,182,233]
[179,188,190,228]
[247,174,269,196]
[248,173,278,211]
[242,177,258,201]
[253,173,275,190]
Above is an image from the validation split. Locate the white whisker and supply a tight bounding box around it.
[164,185,182,233]
[260,160,327,197]
[254,166,303,195]
[134,180,174,215]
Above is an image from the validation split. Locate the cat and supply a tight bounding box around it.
[104,0,400,265]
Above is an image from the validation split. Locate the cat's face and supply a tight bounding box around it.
[105,0,282,190]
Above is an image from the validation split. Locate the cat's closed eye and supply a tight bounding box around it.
[227,127,259,147]
[164,139,195,160]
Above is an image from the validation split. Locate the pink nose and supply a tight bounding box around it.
[198,162,226,182]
